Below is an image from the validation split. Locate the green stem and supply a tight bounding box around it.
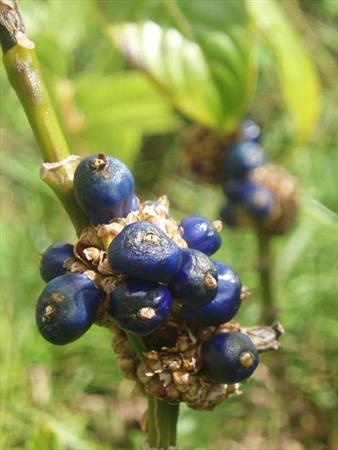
[257,232,277,324]
[147,395,179,449]
[1,17,69,161]
[0,1,89,235]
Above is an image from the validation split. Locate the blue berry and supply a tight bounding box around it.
[74,153,135,225]
[177,262,241,327]
[224,141,264,177]
[223,179,274,220]
[223,178,254,202]
[170,249,218,307]
[36,274,102,345]
[108,222,182,282]
[241,119,261,143]
[40,243,74,282]
[108,279,172,335]
[180,216,221,256]
[243,184,275,219]
[202,332,259,383]
[220,203,237,228]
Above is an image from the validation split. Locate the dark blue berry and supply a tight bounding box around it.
[224,141,264,177]
[223,179,274,220]
[202,332,259,384]
[74,153,135,225]
[40,243,74,282]
[220,203,237,228]
[170,249,218,307]
[241,119,261,143]
[242,184,275,219]
[36,274,102,345]
[108,222,182,282]
[180,216,221,256]
[223,178,254,202]
[108,279,172,335]
[177,262,241,326]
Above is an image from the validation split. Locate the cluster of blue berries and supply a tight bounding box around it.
[221,120,298,234]
[36,153,261,408]
[221,120,274,225]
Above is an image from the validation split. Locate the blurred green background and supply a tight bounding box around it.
[1,0,337,449]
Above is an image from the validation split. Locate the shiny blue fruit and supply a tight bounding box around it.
[108,222,182,282]
[180,216,221,256]
[108,279,172,335]
[223,178,254,202]
[36,274,102,345]
[241,119,261,143]
[40,242,74,282]
[223,179,274,219]
[74,153,135,225]
[170,249,218,307]
[177,262,241,326]
[202,332,259,384]
[243,184,275,219]
[224,141,264,177]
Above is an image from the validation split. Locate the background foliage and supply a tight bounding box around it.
[1,0,337,449]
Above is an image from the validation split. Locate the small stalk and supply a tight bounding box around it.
[147,395,179,450]
[256,232,277,324]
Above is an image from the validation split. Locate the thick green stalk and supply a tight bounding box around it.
[1,4,68,162]
[0,1,89,235]
[257,232,277,324]
[147,395,179,449]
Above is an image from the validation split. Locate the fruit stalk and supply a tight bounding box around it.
[257,232,277,324]
[147,395,179,449]
[0,1,89,235]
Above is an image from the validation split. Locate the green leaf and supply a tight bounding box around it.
[109,0,256,132]
[70,72,179,165]
[247,0,320,144]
